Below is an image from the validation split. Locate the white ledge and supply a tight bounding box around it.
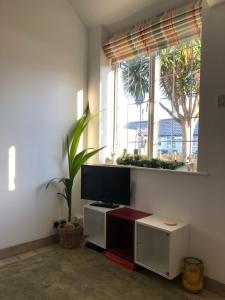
[89,163,209,176]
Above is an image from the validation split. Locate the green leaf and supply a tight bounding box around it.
[66,136,71,176]
[70,149,89,179]
[57,192,68,200]
[46,177,67,189]
[70,146,106,180]
[69,105,90,159]
[79,146,106,168]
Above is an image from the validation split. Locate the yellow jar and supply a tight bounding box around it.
[182,257,204,293]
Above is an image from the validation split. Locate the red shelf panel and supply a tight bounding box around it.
[107,247,133,262]
[106,207,151,264]
[105,251,138,270]
[107,207,151,221]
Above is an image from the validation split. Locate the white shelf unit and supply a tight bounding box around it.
[135,215,189,280]
[83,204,121,249]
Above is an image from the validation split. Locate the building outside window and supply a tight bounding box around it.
[102,38,201,170]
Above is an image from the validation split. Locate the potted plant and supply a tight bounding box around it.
[47,104,104,248]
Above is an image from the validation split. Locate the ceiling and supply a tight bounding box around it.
[69,0,158,28]
[69,0,225,28]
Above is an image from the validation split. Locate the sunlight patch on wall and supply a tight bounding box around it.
[77,90,84,152]
[77,90,84,119]
[8,145,16,191]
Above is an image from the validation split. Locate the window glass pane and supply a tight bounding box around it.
[99,69,115,162]
[115,56,150,157]
[192,71,200,95]
[156,76,174,101]
[153,38,201,167]
[158,48,174,80]
[192,39,201,71]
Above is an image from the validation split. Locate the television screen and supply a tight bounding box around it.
[81,165,130,206]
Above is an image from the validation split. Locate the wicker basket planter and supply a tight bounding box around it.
[58,223,82,249]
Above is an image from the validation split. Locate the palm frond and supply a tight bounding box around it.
[46,103,105,222]
[69,105,90,159]
[121,56,150,105]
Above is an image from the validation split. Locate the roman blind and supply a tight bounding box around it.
[103,0,202,64]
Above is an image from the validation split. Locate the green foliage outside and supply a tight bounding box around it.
[116,154,184,170]
[121,56,150,105]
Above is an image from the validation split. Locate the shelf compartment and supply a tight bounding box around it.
[83,207,106,248]
[106,207,151,263]
[136,223,170,276]
[135,215,189,279]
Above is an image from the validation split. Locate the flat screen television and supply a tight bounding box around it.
[81,165,130,208]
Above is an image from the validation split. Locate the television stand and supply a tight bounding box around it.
[90,202,119,209]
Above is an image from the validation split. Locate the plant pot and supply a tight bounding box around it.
[58,222,82,249]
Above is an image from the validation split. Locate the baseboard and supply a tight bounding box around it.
[0,235,58,260]
[205,276,225,298]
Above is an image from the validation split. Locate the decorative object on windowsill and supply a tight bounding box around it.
[105,151,116,164]
[116,154,184,170]
[105,157,113,164]
[182,257,204,293]
[46,105,105,249]
[133,149,139,156]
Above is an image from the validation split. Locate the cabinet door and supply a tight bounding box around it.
[135,223,170,278]
[84,208,106,248]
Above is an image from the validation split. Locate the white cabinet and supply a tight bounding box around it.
[83,204,120,249]
[135,215,189,280]
[83,205,189,280]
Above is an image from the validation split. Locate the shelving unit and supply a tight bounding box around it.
[83,204,121,249]
[135,215,189,279]
[106,207,150,263]
[83,205,190,279]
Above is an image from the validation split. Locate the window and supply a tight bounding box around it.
[115,56,150,157]
[103,38,201,170]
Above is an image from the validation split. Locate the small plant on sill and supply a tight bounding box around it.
[116,154,184,170]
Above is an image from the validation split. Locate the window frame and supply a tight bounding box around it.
[110,40,201,166]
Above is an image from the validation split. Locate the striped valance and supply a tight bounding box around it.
[103,0,202,64]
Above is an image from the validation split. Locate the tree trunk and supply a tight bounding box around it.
[68,205,72,223]
[181,119,198,162]
[66,183,73,223]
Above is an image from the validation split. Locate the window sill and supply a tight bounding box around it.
[91,163,209,176]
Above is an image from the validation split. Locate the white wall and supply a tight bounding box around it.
[88,0,225,285]
[87,27,101,155]
[87,26,112,163]
[0,0,87,249]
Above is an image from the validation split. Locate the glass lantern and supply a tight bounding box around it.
[182,257,204,293]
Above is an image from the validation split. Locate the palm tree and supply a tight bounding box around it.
[47,105,105,222]
[121,56,150,105]
[160,39,201,161]
[121,56,150,152]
